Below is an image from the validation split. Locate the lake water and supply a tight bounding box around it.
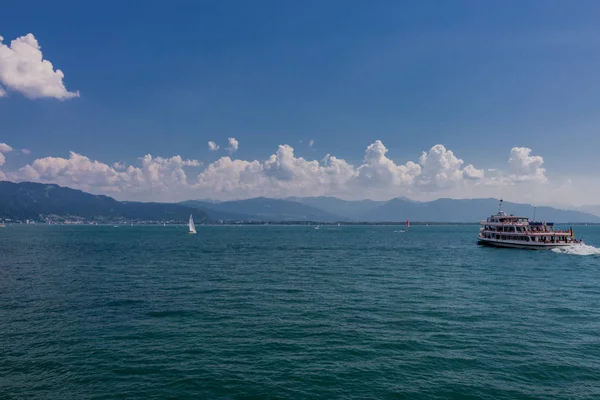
[1,225,600,399]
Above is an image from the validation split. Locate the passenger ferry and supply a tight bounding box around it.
[478,200,583,249]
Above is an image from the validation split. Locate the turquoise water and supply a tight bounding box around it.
[1,225,600,399]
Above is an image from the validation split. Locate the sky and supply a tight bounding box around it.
[1,0,600,206]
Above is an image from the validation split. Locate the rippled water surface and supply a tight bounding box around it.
[1,225,600,399]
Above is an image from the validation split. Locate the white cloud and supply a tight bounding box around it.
[309,139,315,147]
[0,143,13,154]
[508,147,547,183]
[0,143,13,167]
[197,157,266,197]
[263,144,355,193]
[12,152,201,200]
[208,141,219,151]
[0,33,79,100]
[197,145,355,199]
[21,148,31,155]
[356,140,421,188]
[16,152,123,192]
[0,86,6,97]
[227,137,239,153]
[463,164,485,180]
[4,140,571,203]
[417,144,483,189]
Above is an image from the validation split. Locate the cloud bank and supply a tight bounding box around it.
[0,139,562,203]
[0,33,79,100]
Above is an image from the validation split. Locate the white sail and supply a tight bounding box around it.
[188,214,197,234]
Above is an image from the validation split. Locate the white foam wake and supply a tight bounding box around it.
[551,244,600,256]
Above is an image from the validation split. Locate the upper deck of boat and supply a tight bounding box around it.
[480,211,531,226]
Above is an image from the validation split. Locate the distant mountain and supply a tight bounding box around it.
[3,182,597,224]
[577,205,600,218]
[287,196,384,219]
[185,196,599,223]
[184,197,346,222]
[358,197,600,223]
[0,181,207,222]
[181,200,258,221]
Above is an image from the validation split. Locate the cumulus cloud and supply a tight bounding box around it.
[196,145,355,199]
[208,141,219,151]
[16,152,124,192]
[0,143,12,154]
[463,164,485,180]
[357,140,421,188]
[0,33,79,100]
[12,152,201,199]
[0,86,6,97]
[227,137,239,153]
[5,140,558,202]
[263,145,355,193]
[417,144,484,189]
[508,147,547,183]
[197,157,266,196]
[0,143,13,166]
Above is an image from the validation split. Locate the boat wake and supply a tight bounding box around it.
[551,244,600,256]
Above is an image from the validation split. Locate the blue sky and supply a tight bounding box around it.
[1,1,599,204]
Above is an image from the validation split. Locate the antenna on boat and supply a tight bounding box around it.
[498,198,503,214]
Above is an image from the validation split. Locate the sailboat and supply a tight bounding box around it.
[188,214,197,234]
[400,219,410,232]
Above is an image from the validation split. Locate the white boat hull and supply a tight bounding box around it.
[478,237,573,250]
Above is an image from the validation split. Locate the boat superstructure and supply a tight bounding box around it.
[478,200,583,249]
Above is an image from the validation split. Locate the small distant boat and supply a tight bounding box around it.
[400,219,409,232]
[163,223,166,227]
[188,214,197,234]
[314,225,320,230]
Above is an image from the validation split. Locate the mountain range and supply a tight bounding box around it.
[184,195,600,223]
[286,196,600,223]
[182,198,344,222]
[2,181,599,223]
[0,181,207,222]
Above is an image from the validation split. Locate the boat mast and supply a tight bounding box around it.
[498,198,503,214]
